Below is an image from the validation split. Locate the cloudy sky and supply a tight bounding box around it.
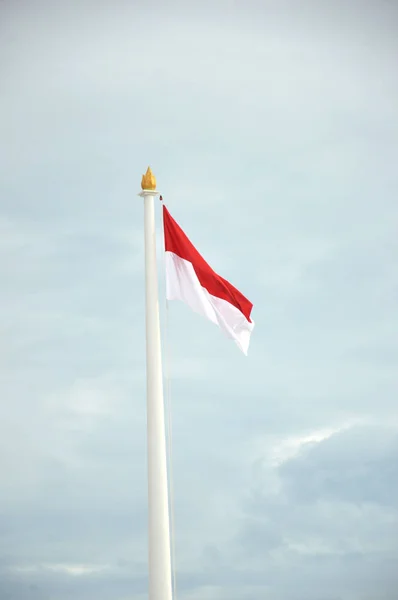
[1,0,398,598]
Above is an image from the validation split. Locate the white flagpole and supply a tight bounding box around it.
[139,167,173,600]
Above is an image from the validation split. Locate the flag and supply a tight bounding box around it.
[163,205,254,354]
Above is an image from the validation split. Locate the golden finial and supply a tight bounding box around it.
[141,166,157,190]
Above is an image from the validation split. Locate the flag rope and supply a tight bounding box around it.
[161,200,178,600]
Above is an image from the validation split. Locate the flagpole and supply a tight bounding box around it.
[139,167,173,600]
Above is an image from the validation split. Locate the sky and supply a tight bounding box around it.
[1,0,398,598]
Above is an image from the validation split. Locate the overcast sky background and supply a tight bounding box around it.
[1,1,398,599]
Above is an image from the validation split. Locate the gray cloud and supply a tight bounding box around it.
[228,424,398,599]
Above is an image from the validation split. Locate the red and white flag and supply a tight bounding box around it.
[163,205,254,354]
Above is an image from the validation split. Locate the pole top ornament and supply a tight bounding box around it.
[141,167,157,191]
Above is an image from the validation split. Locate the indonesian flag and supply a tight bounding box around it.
[163,205,254,355]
